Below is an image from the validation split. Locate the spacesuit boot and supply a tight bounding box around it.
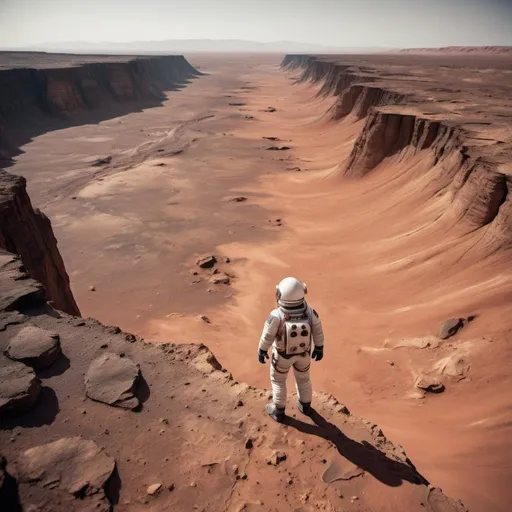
[298,400,311,416]
[266,402,285,423]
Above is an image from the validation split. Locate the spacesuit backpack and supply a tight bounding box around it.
[282,311,312,356]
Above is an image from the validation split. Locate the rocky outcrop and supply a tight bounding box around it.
[0,170,80,315]
[344,113,461,176]
[0,54,201,162]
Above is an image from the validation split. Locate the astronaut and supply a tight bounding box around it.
[258,277,324,422]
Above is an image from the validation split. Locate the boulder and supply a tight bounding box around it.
[0,356,41,415]
[85,353,141,410]
[196,255,217,269]
[439,318,463,339]
[5,326,61,369]
[415,375,445,393]
[17,437,115,502]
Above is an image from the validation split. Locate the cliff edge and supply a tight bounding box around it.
[0,170,79,316]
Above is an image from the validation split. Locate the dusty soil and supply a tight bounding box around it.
[8,53,512,511]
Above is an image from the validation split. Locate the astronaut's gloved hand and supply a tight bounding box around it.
[258,349,269,364]
[312,346,324,361]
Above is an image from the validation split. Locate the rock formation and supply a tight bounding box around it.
[0,170,80,315]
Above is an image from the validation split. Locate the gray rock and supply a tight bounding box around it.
[210,273,230,285]
[5,326,61,369]
[415,375,445,393]
[0,356,41,415]
[196,255,217,269]
[439,318,463,339]
[147,483,162,495]
[85,353,141,410]
[17,437,115,505]
[266,450,287,466]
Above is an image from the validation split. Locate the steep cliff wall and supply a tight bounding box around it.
[0,170,80,315]
[281,55,512,252]
[0,54,200,161]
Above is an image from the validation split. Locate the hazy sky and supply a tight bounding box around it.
[0,0,511,48]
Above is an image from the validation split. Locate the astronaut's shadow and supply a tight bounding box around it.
[283,410,429,488]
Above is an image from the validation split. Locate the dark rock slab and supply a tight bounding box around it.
[416,375,445,394]
[0,355,41,416]
[196,255,217,269]
[17,437,115,509]
[85,353,140,410]
[5,326,61,369]
[439,318,463,340]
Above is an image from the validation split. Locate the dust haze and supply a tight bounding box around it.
[1,0,511,50]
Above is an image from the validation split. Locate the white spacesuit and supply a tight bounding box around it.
[258,277,324,422]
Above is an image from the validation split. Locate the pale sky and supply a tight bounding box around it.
[0,0,511,48]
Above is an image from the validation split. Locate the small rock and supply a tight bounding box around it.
[196,255,217,269]
[439,318,463,340]
[265,107,277,112]
[416,375,445,393]
[245,438,254,450]
[351,496,359,503]
[92,156,112,167]
[147,483,162,495]
[168,483,175,492]
[125,333,137,343]
[266,146,291,151]
[387,360,395,366]
[210,273,230,285]
[190,482,197,487]
[237,400,244,407]
[89,286,96,292]
[266,450,286,466]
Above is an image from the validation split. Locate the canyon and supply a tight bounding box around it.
[1,49,512,511]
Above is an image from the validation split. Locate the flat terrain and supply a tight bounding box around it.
[7,52,512,511]
[0,51,151,69]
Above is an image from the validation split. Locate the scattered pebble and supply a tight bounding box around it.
[147,483,162,496]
